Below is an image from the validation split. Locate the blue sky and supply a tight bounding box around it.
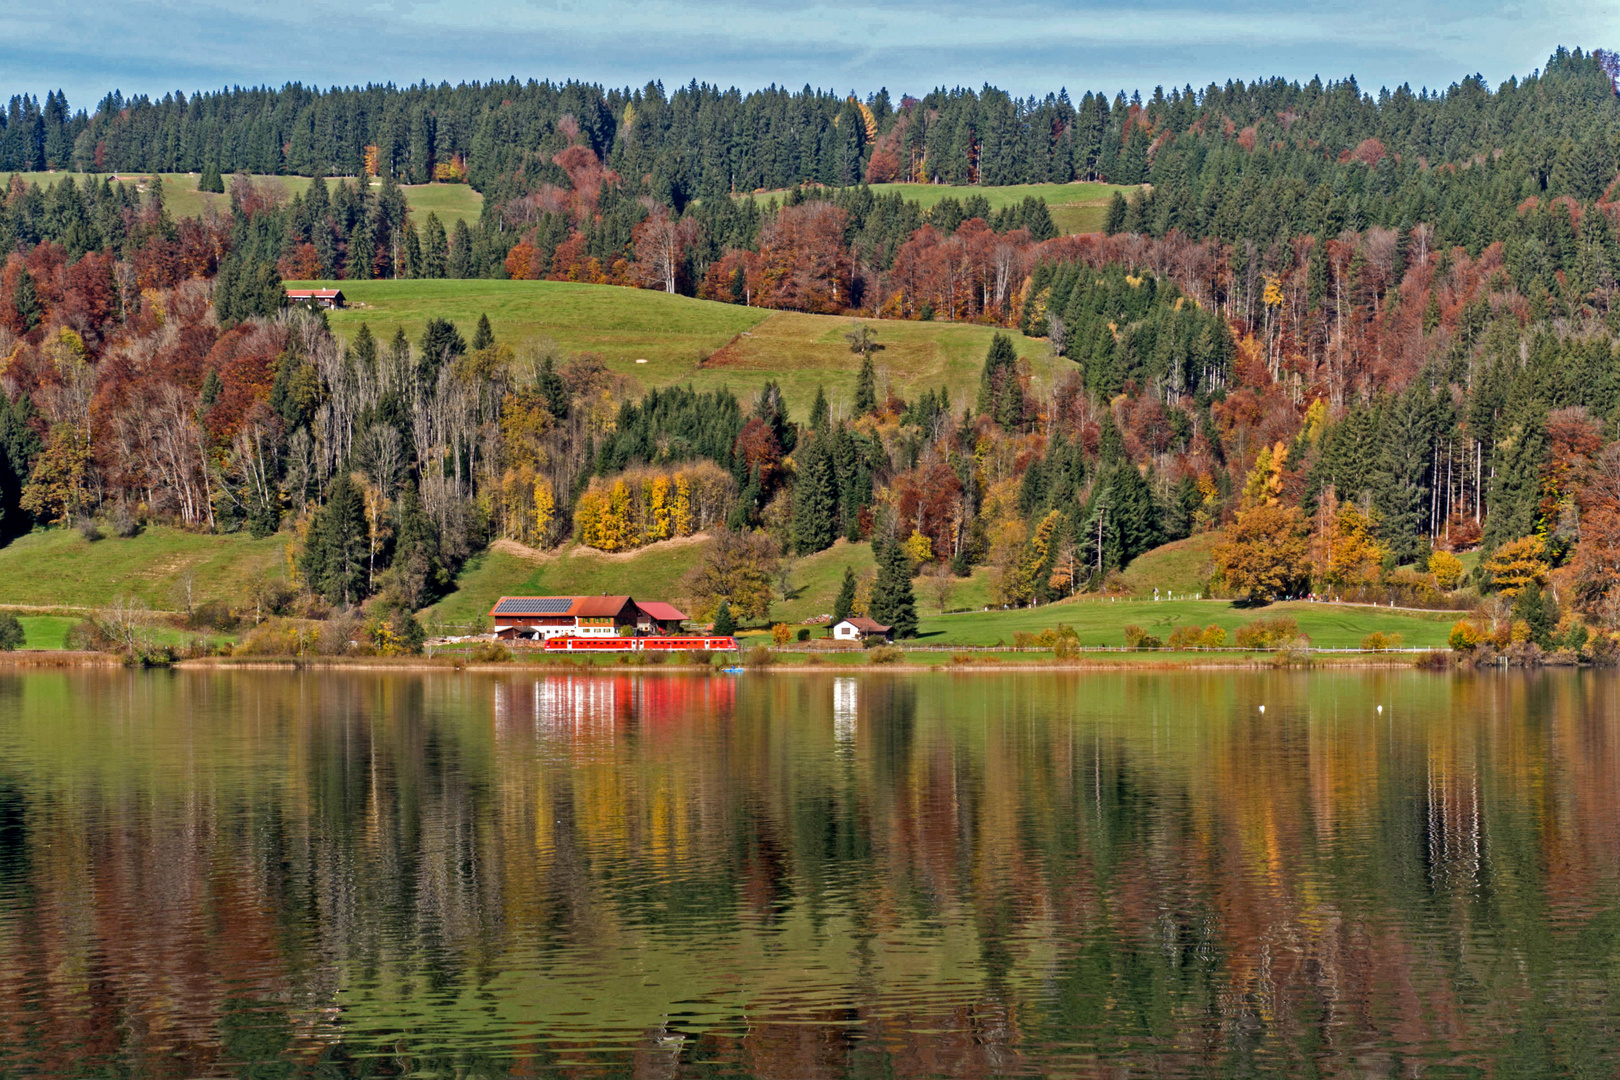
[5,0,1615,109]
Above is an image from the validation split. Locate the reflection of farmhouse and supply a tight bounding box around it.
[285,287,345,309]
[490,596,689,642]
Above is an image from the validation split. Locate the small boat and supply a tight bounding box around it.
[721,666,746,673]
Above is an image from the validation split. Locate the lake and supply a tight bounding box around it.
[0,668,1617,1077]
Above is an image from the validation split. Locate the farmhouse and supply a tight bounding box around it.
[831,617,892,643]
[285,287,345,309]
[490,596,687,641]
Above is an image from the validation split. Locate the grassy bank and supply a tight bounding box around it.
[0,526,287,610]
[0,521,1453,654]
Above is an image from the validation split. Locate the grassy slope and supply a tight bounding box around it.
[424,536,882,631]
[0,527,289,610]
[0,520,1453,650]
[745,181,1139,236]
[864,181,1139,236]
[6,172,483,227]
[912,598,1453,649]
[423,528,1450,649]
[16,616,75,650]
[286,279,1060,408]
[1116,530,1222,597]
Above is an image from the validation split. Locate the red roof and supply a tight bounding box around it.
[839,617,892,633]
[285,288,344,299]
[490,595,687,620]
[571,595,637,618]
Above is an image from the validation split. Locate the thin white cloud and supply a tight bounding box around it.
[0,0,1614,105]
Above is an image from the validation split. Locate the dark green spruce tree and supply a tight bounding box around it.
[301,472,369,606]
[712,599,737,635]
[472,313,495,351]
[791,433,838,555]
[870,540,918,638]
[833,566,857,623]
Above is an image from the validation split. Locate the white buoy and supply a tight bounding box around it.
[1377,705,1384,714]
[1258,705,1266,713]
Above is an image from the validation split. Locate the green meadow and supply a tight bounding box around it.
[5,171,483,227]
[0,526,289,611]
[745,181,1139,235]
[288,279,1062,407]
[864,180,1139,234]
[422,528,1453,650]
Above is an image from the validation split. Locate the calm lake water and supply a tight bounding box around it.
[0,669,1617,1078]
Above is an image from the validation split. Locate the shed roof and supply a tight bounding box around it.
[285,288,344,300]
[837,617,892,633]
[637,601,688,622]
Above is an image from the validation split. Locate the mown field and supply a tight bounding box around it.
[864,181,1139,235]
[744,181,1138,235]
[286,279,1062,407]
[5,171,484,227]
[0,526,288,611]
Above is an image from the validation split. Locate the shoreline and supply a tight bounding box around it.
[1,650,1444,673]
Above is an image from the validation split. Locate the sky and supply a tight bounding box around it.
[4,0,1617,109]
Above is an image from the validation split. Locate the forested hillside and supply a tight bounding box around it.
[4,48,1620,657]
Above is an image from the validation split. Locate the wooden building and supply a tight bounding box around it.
[285,288,345,309]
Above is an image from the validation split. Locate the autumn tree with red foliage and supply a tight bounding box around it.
[757,202,851,314]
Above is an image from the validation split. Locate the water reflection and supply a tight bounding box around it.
[0,669,1617,1077]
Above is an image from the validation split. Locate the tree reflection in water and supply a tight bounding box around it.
[0,668,1617,1078]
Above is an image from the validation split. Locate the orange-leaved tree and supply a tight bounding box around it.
[1214,503,1311,603]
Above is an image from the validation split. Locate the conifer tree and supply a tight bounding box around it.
[1103,190,1127,235]
[418,318,465,372]
[422,213,448,278]
[302,472,369,605]
[393,481,443,607]
[472,313,494,351]
[402,220,422,279]
[833,565,856,623]
[448,219,473,278]
[977,333,1025,428]
[809,385,830,432]
[870,540,918,638]
[846,324,884,414]
[712,599,737,635]
[791,434,837,555]
[855,353,877,415]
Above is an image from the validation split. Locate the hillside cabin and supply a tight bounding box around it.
[491,595,688,641]
[832,617,892,643]
[285,288,345,309]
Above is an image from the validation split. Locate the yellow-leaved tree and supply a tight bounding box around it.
[1241,442,1288,507]
[1482,536,1549,596]
[1429,549,1465,592]
[1324,503,1385,589]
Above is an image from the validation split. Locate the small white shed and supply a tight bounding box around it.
[832,617,893,643]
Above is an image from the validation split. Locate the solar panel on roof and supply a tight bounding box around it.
[493,597,574,615]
